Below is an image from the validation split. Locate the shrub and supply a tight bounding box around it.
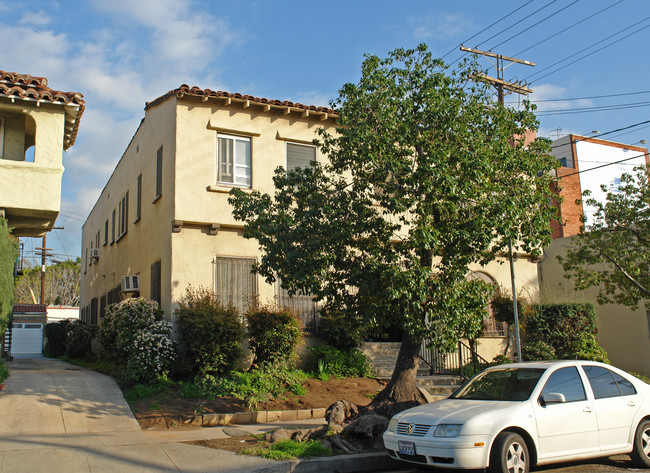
[196,362,308,410]
[318,308,365,351]
[492,354,513,365]
[175,286,245,376]
[99,297,176,384]
[65,321,97,358]
[308,344,372,378]
[44,319,71,357]
[522,303,608,361]
[246,305,302,366]
[0,360,9,382]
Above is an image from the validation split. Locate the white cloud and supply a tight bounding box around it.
[292,91,335,109]
[19,11,51,26]
[529,83,592,112]
[408,13,475,41]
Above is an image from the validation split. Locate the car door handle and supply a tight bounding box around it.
[583,407,593,413]
[628,401,636,407]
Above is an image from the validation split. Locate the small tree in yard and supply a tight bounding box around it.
[560,168,650,310]
[229,45,557,416]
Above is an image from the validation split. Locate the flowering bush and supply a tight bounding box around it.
[124,321,176,384]
[99,297,176,384]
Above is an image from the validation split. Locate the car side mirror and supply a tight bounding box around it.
[541,392,566,405]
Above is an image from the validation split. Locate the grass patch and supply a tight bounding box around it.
[59,354,120,377]
[123,375,175,403]
[0,360,9,383]
[241,439,331,460]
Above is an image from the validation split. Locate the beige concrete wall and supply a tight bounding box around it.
[169,102,336,315]
[539,237,650,377]
[81,98,177,318]
[0,104,66,234]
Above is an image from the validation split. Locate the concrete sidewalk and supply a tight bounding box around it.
[0,357,398,472]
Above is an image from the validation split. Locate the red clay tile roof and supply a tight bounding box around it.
[13,304,47,314]
[0,70,85,150]
[145,84,337,117]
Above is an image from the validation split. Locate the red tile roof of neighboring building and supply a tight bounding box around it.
[0,70,85,150]
[13,304,47,314]
[145,84,337,117]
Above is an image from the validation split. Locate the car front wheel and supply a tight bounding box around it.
[489,431,529,473]
[631,419,650,468]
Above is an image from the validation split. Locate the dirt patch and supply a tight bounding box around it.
[131,377,386,430]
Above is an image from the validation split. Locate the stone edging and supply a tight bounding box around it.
[186,407,327,427]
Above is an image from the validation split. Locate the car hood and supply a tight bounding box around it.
[395,399,520,425]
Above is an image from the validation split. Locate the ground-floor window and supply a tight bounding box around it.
[213,255,258,314]
[275,280,319,332]
[468,271,507,337]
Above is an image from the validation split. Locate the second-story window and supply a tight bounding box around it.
[155,146,163,200]
[117,191,128,239]
[103,220,108,246]
[217,134,251,187]
[286,142,316,171]
[136,174,142,221]
[0,116,5,159]
[111,209,116,244]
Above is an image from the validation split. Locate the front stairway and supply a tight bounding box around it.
[362,342,465,402]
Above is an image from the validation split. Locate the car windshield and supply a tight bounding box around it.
[451,367,546,401]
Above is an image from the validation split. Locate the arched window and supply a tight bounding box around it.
[468,271,507,337]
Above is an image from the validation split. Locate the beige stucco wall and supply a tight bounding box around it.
[0,104,66,235]
[539,237,650,377]
[81,98,177,317]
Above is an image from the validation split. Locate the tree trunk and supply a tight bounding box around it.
[365,333,427,418]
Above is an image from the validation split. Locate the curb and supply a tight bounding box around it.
[245,452,403,473]
[188,408,327,427]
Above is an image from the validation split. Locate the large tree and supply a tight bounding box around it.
[14,258,81,306]
[229,45,556,415]
[560,168,650,310]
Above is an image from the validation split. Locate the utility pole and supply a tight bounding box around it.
[460,46,535,363]
[34,226,63,305]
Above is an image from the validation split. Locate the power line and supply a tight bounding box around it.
[525,17,650,84]
[557,151,648,179]
[547,119,650,150]
[512,0,624,57]
[511,89,650,104]
[487,0,582,51]
[440,0,535,60]
[535,101,650,116]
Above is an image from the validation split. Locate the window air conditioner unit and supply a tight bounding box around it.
[121,275,140,292]
[90,248,100,259]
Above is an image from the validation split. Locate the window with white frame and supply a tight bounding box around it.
[213,255,258,314]
[117,192,128,239]
[217,134,251,187]
[286,142,316,171]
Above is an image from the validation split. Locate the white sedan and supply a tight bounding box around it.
[383,360,650,473]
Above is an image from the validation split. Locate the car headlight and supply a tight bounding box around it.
[387,418,399,433]
[433,424,462,437]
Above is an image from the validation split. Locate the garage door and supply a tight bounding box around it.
[11,322,44,356]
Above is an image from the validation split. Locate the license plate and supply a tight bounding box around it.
[398,440,416,456]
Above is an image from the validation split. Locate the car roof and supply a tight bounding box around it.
[486,360,611,371]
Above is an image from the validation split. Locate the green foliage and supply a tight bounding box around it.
[229,44,557,363]
[175,286,244,376]
[0,217,18,336]
[65,320,97,358]
[522,303,608,362]
[99,297,175,384]
[14,258,81,306]
[196,363,308,410]
[242,439,332,460]
[492,354,513,365]
[123,374,174,403]
[318,308,365,351]
[308,344,372,378]
[490,288,523,325]
[246,305,302,366]
[560,168,650,310]
[0,360,9,382]
[44,319,71,357]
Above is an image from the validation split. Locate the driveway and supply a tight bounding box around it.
[0,357,139,434]
[0,357,285,472]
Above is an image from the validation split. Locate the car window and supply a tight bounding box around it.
[583,365,636,398]
[452,368,545,401]
[540,366,586,403]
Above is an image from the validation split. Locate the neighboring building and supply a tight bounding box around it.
[47,305,80,323]
[0,71,84,236]
[80,84,542,360]
[3,304,47,357]
[542,135,650,376]
[539,237,650,377]
[550,135,649,238]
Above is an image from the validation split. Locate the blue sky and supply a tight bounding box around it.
[2,0,649,262]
